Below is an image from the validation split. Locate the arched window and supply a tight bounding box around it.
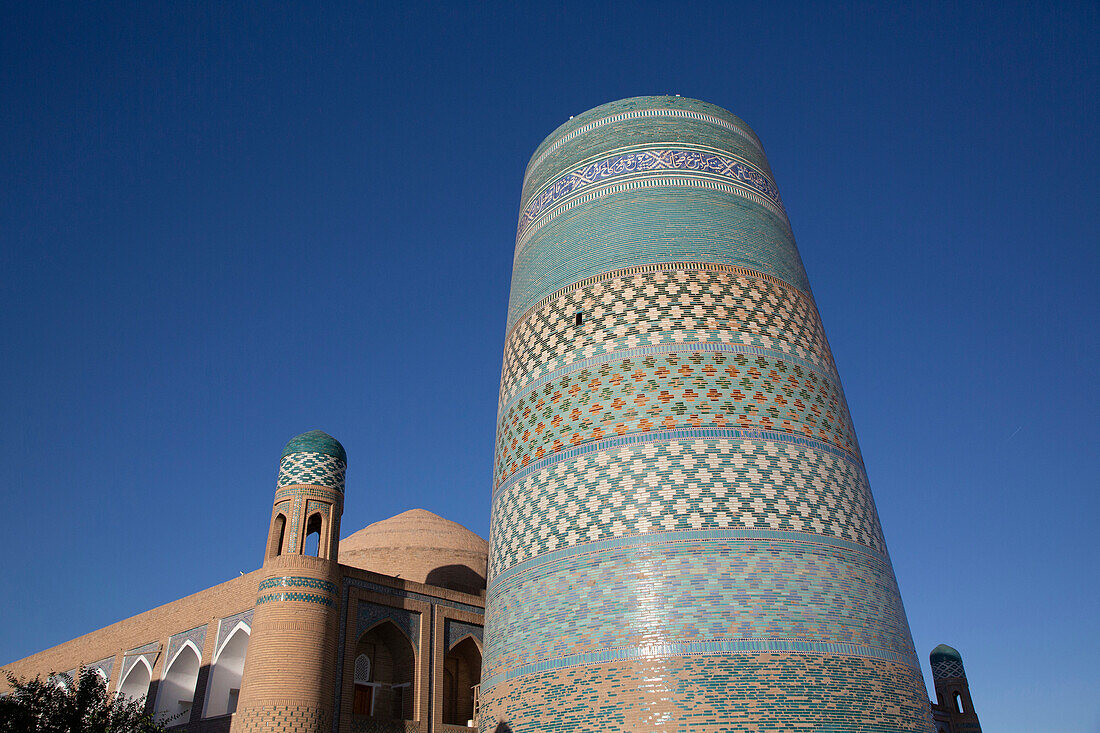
[117,658,152,705]
[354,621,415,721]
[953,691,964,714]
[154,643,201,722]
[303,513,323,557]
[267,514,286,558]
[204,624,249,717]
[443,636,481,726]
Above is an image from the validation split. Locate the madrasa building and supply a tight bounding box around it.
[2,97,983,733]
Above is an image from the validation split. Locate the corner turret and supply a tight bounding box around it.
[232,430,347,733]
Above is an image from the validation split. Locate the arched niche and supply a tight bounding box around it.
[203,624,250,717]
[443,636,481,726]
[117,658,152,704]
[353,620,415,721]
[154,642,200,722]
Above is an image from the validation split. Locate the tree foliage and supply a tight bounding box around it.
[0,667,177,733]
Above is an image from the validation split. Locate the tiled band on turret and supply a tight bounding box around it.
[480,96,934,731]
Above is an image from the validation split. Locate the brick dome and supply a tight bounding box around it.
[339,509,488,595]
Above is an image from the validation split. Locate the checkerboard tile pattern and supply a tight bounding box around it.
[489,437,885,577]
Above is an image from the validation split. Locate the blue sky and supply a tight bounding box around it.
[1,2,1097,730]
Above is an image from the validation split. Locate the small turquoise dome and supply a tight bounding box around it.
[281,430,347,463]
[930,644,967,679]
[929,644,962,663]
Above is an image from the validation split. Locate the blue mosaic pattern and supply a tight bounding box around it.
[166,624,206,666]
[256,591,334,606]
[277,451,347,490]
[489,437,885,578]
[525,104,765,185]
[120,641,159,683]
[483,535,917,682]
[259,575,338,594]
[216,608,254,653]
[522,97,772,207]
[355,602,420,649]
[518,146,786,252]
[484,96,931,731]
[89,656,114,683]
[444,620,483,652]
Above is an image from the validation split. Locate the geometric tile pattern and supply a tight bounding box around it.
[355,602,420,650]
[120,641,159,684]
[494,347,856,487]
[478,653,934,732]
[255,591,334,607]
[259,576,338,594]
[216,608,254,654]
[931,657,967,679]
[489,437,885,577]
[89,656,114,684]
[484,94,931,731]
[498,265,836,411]
[277,451,347,490]
[256,575,338,607]
[166,624,206,666]
[517,146,788,252]
[444,620,483,652]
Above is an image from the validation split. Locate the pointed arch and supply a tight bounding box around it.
[267,513,287,558]
[303,512,324,557]
[154,640,200,721]
[204,623,250,717]
[443,635,481,726]
[117,657,152,704]
[354,619,415,721]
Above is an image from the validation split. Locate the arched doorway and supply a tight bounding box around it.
[117,658,152,705]
[204,624,249,717]
[154,642,200,722]
[443,636,481,726]
[353,620,415,721]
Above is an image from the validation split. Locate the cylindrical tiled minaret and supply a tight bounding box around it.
[480,97,933,731]
[232,431,346,733]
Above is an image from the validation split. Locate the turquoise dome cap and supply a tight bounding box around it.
[281,430,347,463]
[929,644,962,663]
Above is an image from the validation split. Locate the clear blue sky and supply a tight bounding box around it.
[2,3,1097,730]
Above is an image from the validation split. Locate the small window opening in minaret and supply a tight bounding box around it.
[268,514,286,558]
[575,312,583,326]
[304,513,323,557]
[953,691,964,714]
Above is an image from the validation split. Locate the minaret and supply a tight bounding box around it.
[480,97,933,730]
[231,430,346,733]
[931,644,983,732]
